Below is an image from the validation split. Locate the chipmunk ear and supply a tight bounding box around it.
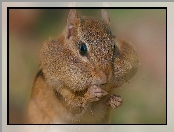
[67,9,78,39]
[101,9,110,26]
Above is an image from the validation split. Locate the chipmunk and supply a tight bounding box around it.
[27,9,139,124]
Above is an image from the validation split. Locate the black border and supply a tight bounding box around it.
[7,7,9,125]
[7,7,167,125]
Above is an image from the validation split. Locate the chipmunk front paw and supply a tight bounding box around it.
[106,94,122,108]
[85,85,108,102]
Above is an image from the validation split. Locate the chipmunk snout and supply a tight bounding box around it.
[94,71,108,85]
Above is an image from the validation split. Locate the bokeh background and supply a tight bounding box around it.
[9,9,166,124]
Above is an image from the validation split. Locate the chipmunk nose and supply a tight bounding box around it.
[95,71,107,85]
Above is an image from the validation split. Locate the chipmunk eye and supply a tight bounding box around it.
[79,42,87,56]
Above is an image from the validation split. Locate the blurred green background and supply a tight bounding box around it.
[9,9,166,124]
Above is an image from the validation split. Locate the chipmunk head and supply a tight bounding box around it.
[40,9,138,95]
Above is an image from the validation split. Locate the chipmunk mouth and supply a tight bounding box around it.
[74,84,108,98]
